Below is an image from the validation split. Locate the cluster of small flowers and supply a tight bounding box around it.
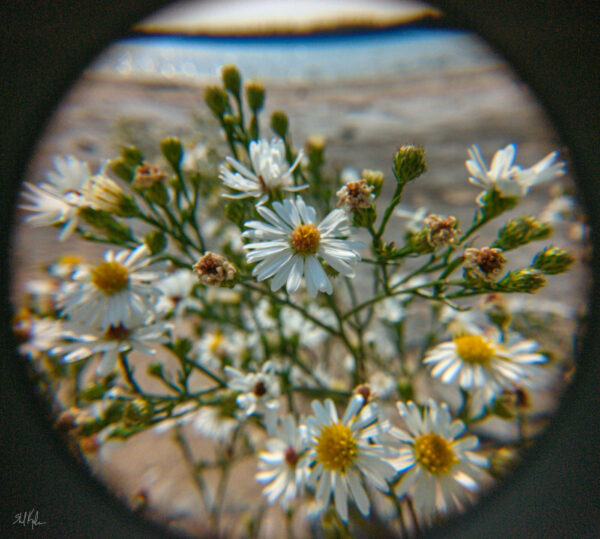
[255,395,489,524]
[16,83,575,534]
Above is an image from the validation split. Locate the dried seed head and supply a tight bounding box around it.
[424,214,460,248]
[193,252,237,286]
[132,164,168,189]
[336,179,374,210]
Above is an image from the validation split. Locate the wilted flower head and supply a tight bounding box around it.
[336,179,374,211]
[132,163,168,189]
[424,214,460,248]
[464,247,507,281]
[193,252,237,286]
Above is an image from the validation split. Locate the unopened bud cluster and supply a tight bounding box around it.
[533,246,574,274]
[492,216,552,250]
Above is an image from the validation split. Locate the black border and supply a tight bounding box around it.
[1,1,598,538]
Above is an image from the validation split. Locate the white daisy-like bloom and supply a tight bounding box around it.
[394,205,428,234]
[155,268,200,317]
[280,304,334,347]
[45,154,92,192]
[20,155,92,241]
[225,361,281,423]
[219,138,307,203]
[195,329,245,370]
[20,183,84,241]
[303,395,396,522]
[391,400,489,518]
[16,316,64,361]
[181,141,208,172]
[466,144,565,203]
[243,195,364,297]
[423,327,547,390]
[256,415,310,507]
[51,315,172,377]
[59,244,164,330]
[193,404,239,443]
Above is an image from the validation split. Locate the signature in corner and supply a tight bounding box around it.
[13,509,46,530]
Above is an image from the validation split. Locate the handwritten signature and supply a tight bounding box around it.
[13,509,46,530]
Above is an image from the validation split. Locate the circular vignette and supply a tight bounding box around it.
[1,1,599,539]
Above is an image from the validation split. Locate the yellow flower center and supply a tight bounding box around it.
[414,433,457,474]
[209,331,224,354]
[454,335,495,365]
[315,423,357,472]
[90,261,129,295]
[290,223,321,254]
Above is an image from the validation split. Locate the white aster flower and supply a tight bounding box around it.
[225,361,281,421]
[256,415,310,507]
[280,304,334,347]
[466,144,565,203]
[51,316,172,377]
[219,138,306,203]
[243,195,364,297]
[423,327,547,390]
[391,400,489,518]
[16,315,64,361]
[20,183,84,241]
[20,155,93,241]
[304,395,396,522]
[60,244,163,330]
[193,403,239,443]
[394,205,428,234]
[45,154,92,192]
[155,268,199,316]
[196,329,245,370]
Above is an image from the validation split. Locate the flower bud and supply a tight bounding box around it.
[407,229,434,254]
[245,80,265,112]
[492,216,553,250]
[220,64,241,96]
[532,246,574,274]
[160,137,183,170]
[352,205,377,227]
[270,110,289,138]
[122,145,144,166]
[103,401,125,424]
[147,362,164,377]
[478,188,518,219]
[145,182,169,206]
[361,169,384,197]
[500,268,546,293]
[393,145,426,184]
[305,135,325,168]
[205,85,229,117]
[124,399,153,424]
